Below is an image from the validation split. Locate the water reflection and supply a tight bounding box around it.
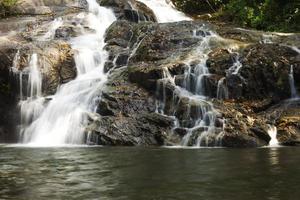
[269,148,280,166]
[1,147,300,200]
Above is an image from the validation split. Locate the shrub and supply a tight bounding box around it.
[0,0,18,18]
[172,0,228,14]
[222,0,300,32]
[171,0,299,32]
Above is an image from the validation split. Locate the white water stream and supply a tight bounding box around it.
[289,65,299,99]
[19,0,116,146]
[268,126,279,147]
[40,17,63,41]
[137,0,191,22]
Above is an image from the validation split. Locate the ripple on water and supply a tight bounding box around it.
[1,147,300,200]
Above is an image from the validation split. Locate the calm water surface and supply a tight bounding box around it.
[0,146,299,200]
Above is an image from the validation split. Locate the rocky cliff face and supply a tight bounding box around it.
[0,0,299,147]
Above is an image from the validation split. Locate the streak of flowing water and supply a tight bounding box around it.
[137,0,191,22]
[217,77,228,100]
[20,0,116,146]
[216,53,243,100]
[268,126,279,147]
[40,17,63,41]
[10,50,22,99]
[26,54,42,97]
[291,46,300,54]
[289,65,298,99]
[228,54,243,75]
[18,54,45,142]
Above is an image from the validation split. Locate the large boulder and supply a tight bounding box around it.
[214,100,270,147]
[9,40,76,95]
[207,44,300,101]
[86,67,174,146]
[13,0,85,15]
[99,0,157,23]
[262,100,300,146]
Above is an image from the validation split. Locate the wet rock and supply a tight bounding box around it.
[207,48,235,76]
[221,133,262,148]
[86,68,174,146]
[128,63,165,90]
[0,57,19,143]
[226,74,243,99]
[239,44,299,100]
[99,0,157,22]
[173,128,188,137]
[214,101,270,147]
[0,41,23,143]
[189,127,222,147]
[263,100,300,146]
[13,0,85,16]
[115,53,129,67]
[97,99,115,116]
[130,21,204,63]
[215,25,300,47]
[55,26,77,39]
[143,113,175,128]
[202,74,219,98]
[207,43,300,101]
[250,127,271,143]
[13,41,76,95]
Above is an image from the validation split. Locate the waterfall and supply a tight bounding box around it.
[26,54,42,97]
[289,65,299,99]
[217,77,228,100]
[11,50,22,99]
[137,0,191,23]
[268,126,279,147]
[18,54,45,142]
[20,0,116,146]
[227,54,243,75]
[155,30,224,147]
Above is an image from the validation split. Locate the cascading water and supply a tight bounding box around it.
[217,77,228,100]
[137,0,191,22]
[227,54,243,75]
[25,54,42,98]
[289,65,299,99]
[40,17,63,41]
[19,0,116,146]
[16,54,45,142]
[155,30,224,147]
[216,52,244,100]
[268,126,279,147]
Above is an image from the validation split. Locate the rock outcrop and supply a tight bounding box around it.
[86,68,174,145]
[99,0,157,22]
[0,0,300,147]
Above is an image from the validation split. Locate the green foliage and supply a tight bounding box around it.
[172,0,299,32]
[172,0,228,14]
[0,0,18,18]
[223,0,300,32]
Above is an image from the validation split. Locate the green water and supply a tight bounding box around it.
[0,146,299,200]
